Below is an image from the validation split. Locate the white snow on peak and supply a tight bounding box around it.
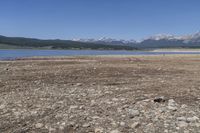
[147,34,178,40]
[72,31,200,44]
[73,37,136,44]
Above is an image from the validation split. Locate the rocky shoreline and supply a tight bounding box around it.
[0,55,200,132]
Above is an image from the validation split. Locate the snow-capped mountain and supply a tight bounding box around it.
[182,32,200,43]
[138,31,200,49]
[145,34,186,41]
[144,32,200,42]
[73,37,136,46]
[72,31,200,49]
[73,32,200,44]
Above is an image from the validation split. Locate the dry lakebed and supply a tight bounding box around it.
[0,55,200,133]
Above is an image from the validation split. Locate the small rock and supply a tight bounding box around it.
[186,116,199,123]
[95,127,104,133]
[121,115,126,118]
[112,98,118,101]
[35,123,43,128]
[74,83,82,86]
[130,122,140,128]
[82,123,90,128]
[145,123,155,132]
[92,116,100,119]
[164,129,168,133]
[168,106,177,111]
[168,99,177,111]
[177,117,187,121]
[69,105,78,110]
[48,127,56,132]
[143,99,151,102]
[184,130,190,133]
[168,99,177,106]
[177,121,188,128]
[195,123,200,127]
[111,121,117,127]
[159,107,167,113]
[128,109,140,118]
[181,104,188,109]
[117,108,122,113]
[91,100,96,106]
[63,124,75,133]
[154,96,166,103]
[30,110,38,115]
[110,129,120,133]
[0,104,5,109]
[79,105,85,110]
[120,122,125,126]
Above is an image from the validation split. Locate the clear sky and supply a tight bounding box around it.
[0,0,200,40]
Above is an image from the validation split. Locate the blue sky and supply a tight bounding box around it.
[0,0,200,40]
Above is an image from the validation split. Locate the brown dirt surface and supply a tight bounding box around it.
[0,55,200,133]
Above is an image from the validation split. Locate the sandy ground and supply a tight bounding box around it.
[0,55,200,133]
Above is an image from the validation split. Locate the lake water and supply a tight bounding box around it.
[1,49,200,60]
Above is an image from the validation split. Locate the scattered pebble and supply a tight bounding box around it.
[128,109,140,118]
[35,123,44,128]
[130,122,140,129]
[82,123,90,128]
[110,129,120,133]
[154,96,166,103]
[95,127,104,133]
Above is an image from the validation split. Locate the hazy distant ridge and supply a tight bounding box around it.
[75,32,200,49]
[0,35,136,50]
[1,32,200,50]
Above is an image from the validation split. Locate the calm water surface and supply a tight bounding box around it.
[1,49,200,60]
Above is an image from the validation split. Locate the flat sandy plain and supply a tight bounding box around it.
[0,55,200,133]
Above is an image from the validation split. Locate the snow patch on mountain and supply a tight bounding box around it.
[72,31,200,45]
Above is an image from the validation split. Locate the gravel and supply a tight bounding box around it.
[1,55,200,132]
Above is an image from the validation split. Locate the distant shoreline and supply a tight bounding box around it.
[1,49,200,61]
[1,48,200,52]
[151,48,200,52]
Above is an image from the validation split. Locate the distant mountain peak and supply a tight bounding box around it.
[192,31,200,38]
[72,37,136,46]
[147,34,176,40]
[71,31,200,47]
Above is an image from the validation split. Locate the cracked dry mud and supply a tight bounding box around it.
[0,55,200,133]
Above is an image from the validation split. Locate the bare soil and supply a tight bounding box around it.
[0,55,200,133]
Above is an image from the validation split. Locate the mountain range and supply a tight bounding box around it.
[74,32,200,48]
[0,32,200,50]
[0,35,135,50]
